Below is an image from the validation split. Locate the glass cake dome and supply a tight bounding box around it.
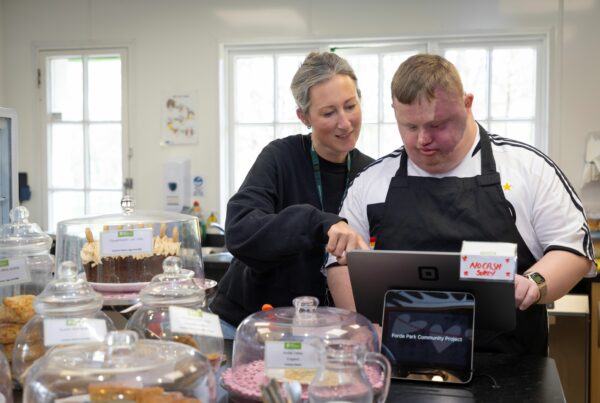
[23,330,216,403]
[222,296,381,401]
[54,196,204,284]
[125,256,224,372]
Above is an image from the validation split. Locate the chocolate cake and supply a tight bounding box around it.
[81,224,180,283]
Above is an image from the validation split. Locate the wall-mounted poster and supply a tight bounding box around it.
[162,91,199,145]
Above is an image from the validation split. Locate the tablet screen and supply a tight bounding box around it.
[381,290,475,383]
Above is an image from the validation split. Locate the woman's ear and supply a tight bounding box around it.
[296,109,311,128]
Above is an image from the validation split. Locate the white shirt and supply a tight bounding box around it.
[329,127,596,276]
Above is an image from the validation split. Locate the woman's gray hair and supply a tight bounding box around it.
[291,52,360,115]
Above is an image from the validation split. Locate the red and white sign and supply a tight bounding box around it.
[460,241,517,282]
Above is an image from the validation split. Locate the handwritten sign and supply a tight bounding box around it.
[460,241,517,282]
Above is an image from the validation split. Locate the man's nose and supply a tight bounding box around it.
[417,128,432,145]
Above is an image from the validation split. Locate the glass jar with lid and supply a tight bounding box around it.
[0,350,12,403]
[125,256,224,371]
[0,206,54,299]
[221,296,382,401]
[12,261,116,383]
[55,195,204,287]
[23,330,216,403]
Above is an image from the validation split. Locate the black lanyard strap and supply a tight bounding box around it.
[310,144,352,211]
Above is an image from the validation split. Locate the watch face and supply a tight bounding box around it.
[528,272,545,285]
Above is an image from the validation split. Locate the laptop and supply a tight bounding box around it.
[346,249,516,333]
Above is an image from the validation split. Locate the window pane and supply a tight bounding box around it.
[277,54,305,123]
[276,123,306,139]
[49,123,84,188]
[355,123,379,158]
[89,123,122,188]
[89,190,123,215]
[383,52,418,122]
[381,123,403,155]
[50,56,83,121]
[491,48,536,119]
[235,56,274,123]
[345,54,379,123]
[489,121,535,145]
[88,55,122,121]
[49,191,84,232]
[233,125,274,191]
[445,48,489,119]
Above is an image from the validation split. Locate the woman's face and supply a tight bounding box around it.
[297,74,362,163]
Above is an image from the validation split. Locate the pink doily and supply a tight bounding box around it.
[221,360,384,401]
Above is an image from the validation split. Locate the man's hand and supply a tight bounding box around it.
[326,221,369,264]
[514,274,541,310]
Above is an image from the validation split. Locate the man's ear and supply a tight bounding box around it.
[296,109,310,127]
[464,93,474,109]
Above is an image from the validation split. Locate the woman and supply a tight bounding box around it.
[210,52,374,336]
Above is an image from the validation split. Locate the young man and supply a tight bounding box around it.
[327,54,596,354]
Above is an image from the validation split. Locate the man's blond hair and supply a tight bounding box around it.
[391,54,464,104]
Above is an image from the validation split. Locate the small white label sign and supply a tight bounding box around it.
[169,306,223,339]
[55,395,91,403]
[460,241,517,282]
[264,340,319,370]
[0,257,31,287]
[100,228,153,257]
[43,318,107,347]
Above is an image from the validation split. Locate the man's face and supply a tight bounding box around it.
[392,87,473,174]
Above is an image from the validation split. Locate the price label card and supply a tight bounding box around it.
[264,340,319,369]
[100,228,153,257]
[169,306,223,339]
[460,241,517,282]
[0,257,31,287]
[55,396,91,403]
[43,318,107,347]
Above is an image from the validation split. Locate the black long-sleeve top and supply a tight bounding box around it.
[210,134,374,326]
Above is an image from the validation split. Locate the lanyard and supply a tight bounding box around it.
[310,144,352,211]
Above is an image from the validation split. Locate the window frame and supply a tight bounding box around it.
[220,33,549,218]
[37,46,130,232]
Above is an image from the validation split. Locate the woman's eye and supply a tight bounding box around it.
[323,111,334,117]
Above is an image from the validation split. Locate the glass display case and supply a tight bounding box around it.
[0,107,18,226]
[54,195,204,288]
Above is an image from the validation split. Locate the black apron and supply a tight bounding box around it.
[374,126,547,355]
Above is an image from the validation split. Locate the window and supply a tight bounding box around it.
[222,35,547,211]
[40,49,127,232]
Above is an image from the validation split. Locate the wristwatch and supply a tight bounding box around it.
[524,272,547,304]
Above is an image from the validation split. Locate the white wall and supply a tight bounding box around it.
[2,0,600,229]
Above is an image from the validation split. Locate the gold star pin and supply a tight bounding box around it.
[503,182,512,191]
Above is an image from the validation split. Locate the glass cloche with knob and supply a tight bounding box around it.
[125,256,224,372]
[0,206,54,299]
[54,195,204,286]
[23,330,216,403]
[221,296,382,401]
[11,261,116,384]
